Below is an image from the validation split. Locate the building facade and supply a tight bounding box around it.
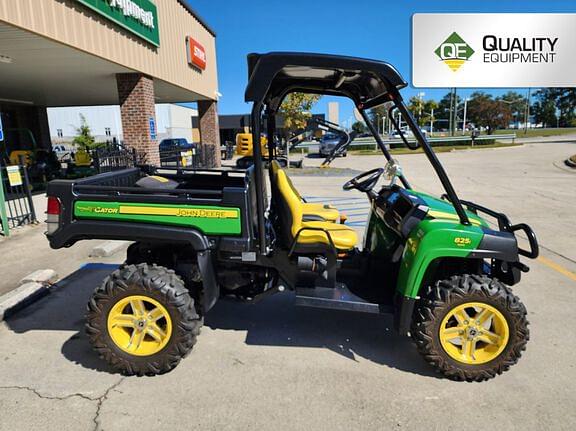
[0,0,220,166]
[48,104,199,144]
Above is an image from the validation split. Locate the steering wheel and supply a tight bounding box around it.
[342,168,385,193]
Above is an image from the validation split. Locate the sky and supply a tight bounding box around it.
[186,0,576,124]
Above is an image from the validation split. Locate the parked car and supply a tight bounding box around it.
[389,128,428,139]
[159,138,197,167]
[52,144,73,163]
[159,138,194,152]
[319,133,347,157]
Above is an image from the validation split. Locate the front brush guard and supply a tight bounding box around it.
[441,195,539,260]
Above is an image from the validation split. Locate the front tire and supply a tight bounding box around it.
[411,274,529,382]
[86,263,202,376]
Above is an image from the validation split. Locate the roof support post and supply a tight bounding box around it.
[358,107,411,189]
[265,108,276,161]
[251,102,268,254]
[391,91,470,225]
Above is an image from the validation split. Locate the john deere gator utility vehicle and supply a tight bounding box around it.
[45,52,538,381]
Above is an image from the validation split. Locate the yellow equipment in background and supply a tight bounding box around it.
[74,149,92,167]
[9,150,33,166]
[235,133,268,157]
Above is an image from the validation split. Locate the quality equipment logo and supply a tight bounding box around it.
[435,32,475,72]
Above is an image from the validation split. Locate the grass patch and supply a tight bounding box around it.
[428,128,576,138]
[489,128,576,138]
[349,142,522,156]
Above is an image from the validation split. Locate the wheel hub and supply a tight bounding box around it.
[466,326,479,339]
[439,302,510,365]
[107,295,173,357]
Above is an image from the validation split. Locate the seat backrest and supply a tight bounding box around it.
[269,160,302,244]
[270,160,303,201]
[275,168,303,238]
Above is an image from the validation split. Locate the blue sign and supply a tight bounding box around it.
[149,117,156,140]
[0,114,3,142]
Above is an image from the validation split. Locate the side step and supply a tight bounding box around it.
[295,284,393,314]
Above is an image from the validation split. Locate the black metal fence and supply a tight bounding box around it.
[0,162,37,236]
[93,144,137,173]
[159,147,202,169]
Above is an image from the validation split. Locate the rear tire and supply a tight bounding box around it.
[411,274,529,382]
[86,263,202,376]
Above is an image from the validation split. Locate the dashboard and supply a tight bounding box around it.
[374,186,429,238]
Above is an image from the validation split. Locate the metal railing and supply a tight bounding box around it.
[159,147,202,169]
[293,133,517,151]
[0,162,37,236]
[93,145,137,173]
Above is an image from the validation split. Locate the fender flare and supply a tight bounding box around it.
[49,221,220,312]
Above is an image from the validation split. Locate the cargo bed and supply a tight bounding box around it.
[45,167,259,252]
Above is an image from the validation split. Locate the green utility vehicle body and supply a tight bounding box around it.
[73,201,243,235]
[363,186,531,306]
[45,52,539,380]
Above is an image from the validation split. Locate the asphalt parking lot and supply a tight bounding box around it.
[1,143,575,430]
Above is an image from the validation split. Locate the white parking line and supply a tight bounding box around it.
[306,196,370,227]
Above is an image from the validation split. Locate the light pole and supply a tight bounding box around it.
[421,109,435,136]
[448,88,457,136]
[462,98,469,135]
[524,88,531,134]
[417,91,425,125]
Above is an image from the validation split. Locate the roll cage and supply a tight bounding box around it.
[245,52,472,254]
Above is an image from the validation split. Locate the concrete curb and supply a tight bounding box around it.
[0,282,50,321]
[514,138,576,145]
[19,269,59,285]
[0,268,59,322]
[89,240,129,257]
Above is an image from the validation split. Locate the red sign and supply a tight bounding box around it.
[187,37,206,70]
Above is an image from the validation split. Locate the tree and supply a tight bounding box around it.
[467,92,512,134]
[368,104,388,133]
[279,93,321,137]
[408,96,425,124]
[408,98,439,128]
[72,114,99,150]
[436,91,461,131]
[500,91,526,127]
[351,121,366,134]
[532,99,557,128]
[534,88,576,127]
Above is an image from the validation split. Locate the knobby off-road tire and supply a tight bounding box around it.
[411,274,529,382]
[86,263,202,376]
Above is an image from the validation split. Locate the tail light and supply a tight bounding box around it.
[47,196,61,215]
[46,196,61,234]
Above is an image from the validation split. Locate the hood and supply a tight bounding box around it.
[410,190,488,227]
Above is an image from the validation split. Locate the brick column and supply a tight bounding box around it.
[116,73,159,165]
[197,100,221,168]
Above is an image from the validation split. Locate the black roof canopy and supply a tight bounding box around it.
[244,52,408,112]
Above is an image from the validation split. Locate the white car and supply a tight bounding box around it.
[389,128,428,139]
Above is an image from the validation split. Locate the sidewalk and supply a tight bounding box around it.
[511,133,576,144]
[0,194,129,296]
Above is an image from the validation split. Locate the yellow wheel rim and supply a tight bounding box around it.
[439,302,509,365]
[107,295,173,357]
